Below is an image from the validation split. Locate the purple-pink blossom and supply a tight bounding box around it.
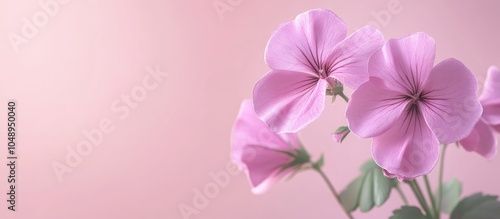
[231,100,307,194]
[460,66,500,158]
[253,9,384,133]
[346,33,482,179]
[480,66,500,131]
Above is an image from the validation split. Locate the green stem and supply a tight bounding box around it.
[436,144,448,219]
[395,184,408,205]
[338,92,349,102]
[408,180,434,218]
[315,168,354,219]
[423,175,437,217]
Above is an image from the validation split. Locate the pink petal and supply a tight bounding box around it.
[482,103,500,125]
[231,100,301,194]
[327,25,385,89]
[460,118,497,159]
[368,32,436,93]
[493,124,500,133]
[253,70,328,133]
[332,132,343,142]
[421,58,482,144]
[480,66,500,105]
[265,9,347,74]
[231,100,295,165]
[241,145,295,194]
[459,125,479,152]
[372,113,439,179]
[480,66,500,126]
[346,77,407,138]
[250,170,291,195]
[383,169,412,181]
[280,133,301,149]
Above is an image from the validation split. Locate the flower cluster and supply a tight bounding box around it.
[230,8,500,219]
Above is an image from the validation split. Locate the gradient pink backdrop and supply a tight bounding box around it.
[0,0,499,218]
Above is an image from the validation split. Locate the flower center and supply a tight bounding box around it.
[318,68,328,79]
[403,91,428,117]
[410,95,420,105]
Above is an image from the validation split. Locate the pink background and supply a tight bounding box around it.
[1,0,499,218]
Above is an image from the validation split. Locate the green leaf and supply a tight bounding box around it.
[373,166,393,206]
[389,206,428,219]
[359,170,374,212]
[332,126,351,143]
[339,130,350,143]
[340,176,365,212]
[277,148,310,174]
[360,159,379,173]
[436,179,461,214]
[450,193,500,219]
[334,126,349,134]
[312,154,324,170]
[339,159,395,213]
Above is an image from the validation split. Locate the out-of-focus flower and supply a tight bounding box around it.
[480,66,500,131]
[231,100,310,194]
[253,9,384,133]
[346,33,482,179]
[460,66,500,158]
[459,119,497,158]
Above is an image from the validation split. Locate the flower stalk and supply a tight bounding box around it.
[424,175,438,217]
[436,144,448,219]
[407,180,434,218]
[313,165,354,219]
[395,184,408,205]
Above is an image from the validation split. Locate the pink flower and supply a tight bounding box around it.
[346,33,482,179]
[460,66,500,158]
[480,66,500,131]
[231,100,308,194]
[459,119,497,158]
[253,9,384,133]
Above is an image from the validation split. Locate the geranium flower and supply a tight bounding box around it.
[480,66,500,131]
[459,119,497,158]
[346,33,482,179]
[253,9,384,133]
[231,100,309,194]
[460,66,500,158]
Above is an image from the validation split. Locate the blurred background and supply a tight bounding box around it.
[0,0,499,218]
